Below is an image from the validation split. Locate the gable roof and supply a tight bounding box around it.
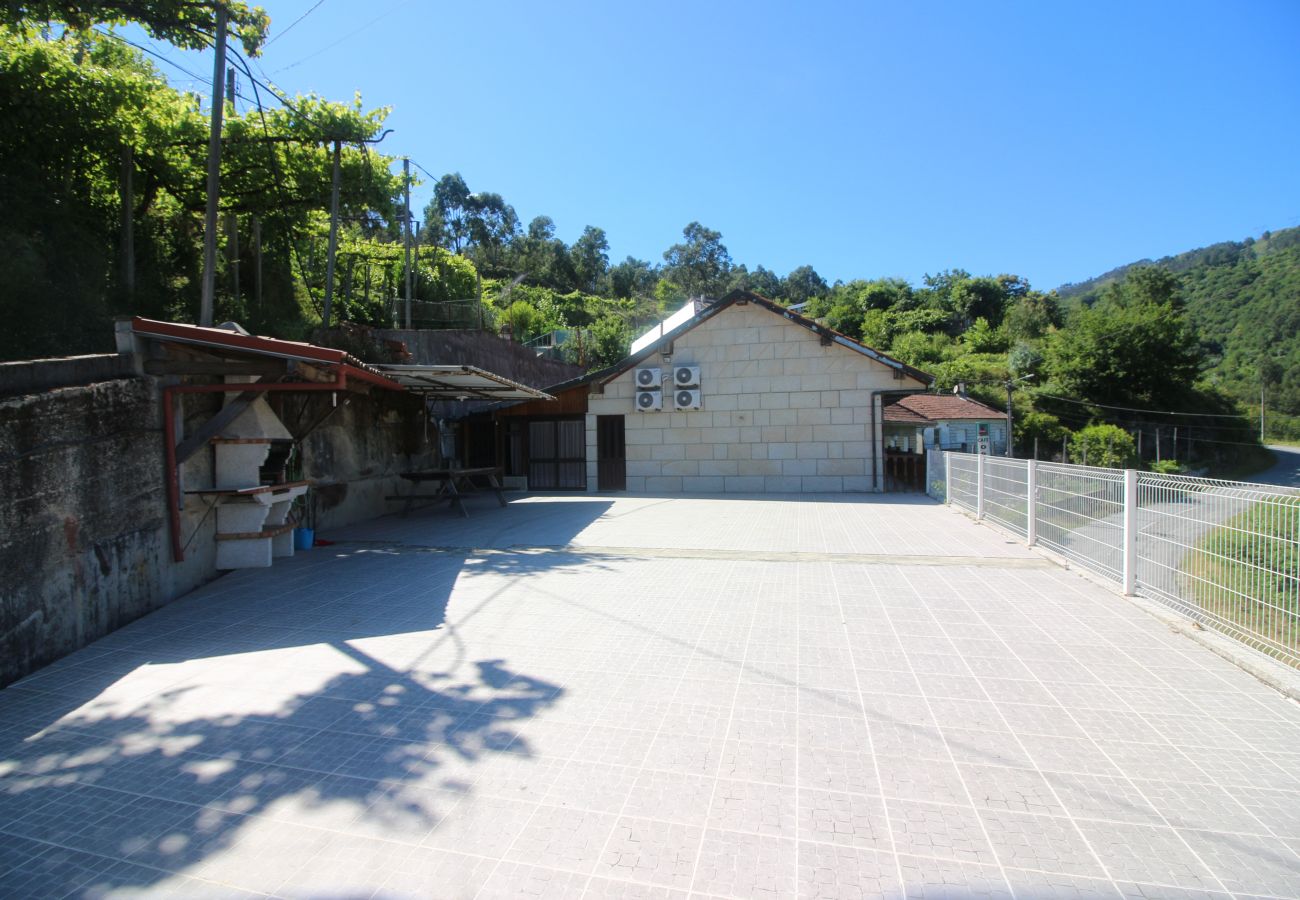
[590,290,933,388]
[883,393,1004,423]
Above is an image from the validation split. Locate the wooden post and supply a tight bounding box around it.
[322,138,341,328]
[403,157,412,329]
[199,3,228,326]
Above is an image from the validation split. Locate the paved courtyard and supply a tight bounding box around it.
[3,494,1300,899]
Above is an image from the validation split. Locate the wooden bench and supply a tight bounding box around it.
[387,467,507,518]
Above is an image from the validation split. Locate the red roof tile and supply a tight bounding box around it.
[883,394,1004,423]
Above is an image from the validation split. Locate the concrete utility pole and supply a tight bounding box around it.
[199,3,228,327]
[321,139,342,328]
[403,157,413,329]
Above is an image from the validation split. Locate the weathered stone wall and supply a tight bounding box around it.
[0,378,219,687]
[586,303,927,493]
[0,377,433,687]
[286,389,434,531]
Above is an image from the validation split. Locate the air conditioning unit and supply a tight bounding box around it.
[635,390,662,412]
[673,365,700,388]
[673,388,702,411]
[634,367,661,390]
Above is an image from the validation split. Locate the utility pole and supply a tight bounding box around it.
[1005,381,1014,457]
[199,3,228,327]
[225,67,239,307]
[403,157,412,329]
[321,139,341,328]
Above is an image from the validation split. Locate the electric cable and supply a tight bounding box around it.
[264,0,328,47]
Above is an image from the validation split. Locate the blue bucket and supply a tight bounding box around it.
[293,527,314,551]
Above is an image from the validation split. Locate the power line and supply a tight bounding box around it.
[264,0,328,47]
[272,0,414,74]
[408,158,439,182]
[1033,390,1251,419]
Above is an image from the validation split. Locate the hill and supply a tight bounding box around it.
[1057,226,1300,426]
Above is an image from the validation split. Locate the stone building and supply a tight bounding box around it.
[574,291,933,493]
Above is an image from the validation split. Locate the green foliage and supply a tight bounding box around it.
[1147,459,1185,474]
[662,221,732,298]
[1045,267,1203,410]
[890,332,953,368]
[1015,411,1067,454]
[1060,226,1300,424]
[1069,424,1136,468]
[7,1,270,55]
[572,316,630,370]
[963,317,1006,354]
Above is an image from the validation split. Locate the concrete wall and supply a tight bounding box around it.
[586,302,926,493]
[0,376,433,687]
[292,389,434,531]
[0,378,220,688]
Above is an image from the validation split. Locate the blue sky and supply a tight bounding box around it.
[139,0,1300,291]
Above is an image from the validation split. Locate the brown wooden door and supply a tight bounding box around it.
[596,415,626,490]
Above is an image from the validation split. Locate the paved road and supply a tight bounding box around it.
[1247,444,1300,489]
[2,495,1300,899]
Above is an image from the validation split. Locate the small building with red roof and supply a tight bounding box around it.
[882,391,1008,456]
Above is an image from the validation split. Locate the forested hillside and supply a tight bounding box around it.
[0,4,1287,471]
[1060,227,1300,435]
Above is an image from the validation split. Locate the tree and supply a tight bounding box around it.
[783,265,828,305]
[579,315,630,369]
[7,1,270,55]
[608,256,656,299]
[727,264,783,300]
[1045,270,1204,410]
[430,173,472,252]
[569,225,609,293]
[1004,290,1061,341]
[1070,424,1137,468]
[464,191,518,275]
[662,221,732,298]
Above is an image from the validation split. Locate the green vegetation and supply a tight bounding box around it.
[1183,496,1300,665]
[0,5,1293,469]
[1061,226,1300,443]
[1068,425,1136,469]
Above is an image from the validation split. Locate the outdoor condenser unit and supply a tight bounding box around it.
[673,388,702,411]
[635,367,661,389]
[673,365,700,388]
[636,390,662,412]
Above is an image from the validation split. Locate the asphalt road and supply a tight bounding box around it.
[1247,444,1300,488]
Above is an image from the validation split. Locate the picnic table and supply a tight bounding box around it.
[388,467,507,518]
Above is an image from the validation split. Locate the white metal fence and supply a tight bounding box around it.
[942,452,1300,667]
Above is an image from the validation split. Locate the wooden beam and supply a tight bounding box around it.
[174,382,265,464]
[145,360,288,377]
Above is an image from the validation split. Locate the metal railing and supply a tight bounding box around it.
[943,452,1300,667]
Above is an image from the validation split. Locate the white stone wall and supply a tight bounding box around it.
[586,303,926,493]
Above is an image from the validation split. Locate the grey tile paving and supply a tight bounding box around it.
[3,494,1300,898]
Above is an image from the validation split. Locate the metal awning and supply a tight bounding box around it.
[375,365,554,401]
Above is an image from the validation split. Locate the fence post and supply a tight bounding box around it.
[944,452,951,505]
[976,452,986,520]
[1122,468,1137,595]
[1026,459,1037,546]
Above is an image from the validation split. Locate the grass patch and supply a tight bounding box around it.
[1183,496,1300,664]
